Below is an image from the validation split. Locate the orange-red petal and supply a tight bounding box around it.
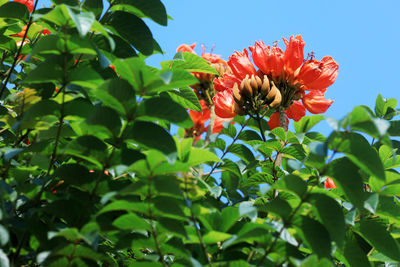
[297,56,338,91]
[285,100,306,121]
[268,112,289,130]
[213,89,237,118]
[302,90,333,114]
[283,35,305,77]
[177,43,196,54]
[228,49,257,80]
[249,41,284,80]
[214,73,241,92]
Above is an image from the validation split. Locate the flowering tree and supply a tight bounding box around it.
[0,0,399,266]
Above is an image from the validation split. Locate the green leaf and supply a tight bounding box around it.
[375,196,400,225]
[67,7,95,37]
[82,0,103,18]
[282,145,306,161]
[375,94,397,118]
[0,2,28,20]
[113,0,167,26]
[294,115,324,133]
[363,192,379,214]
[220,207,240,232]
[22,100,60,121]
[127,121,177,157]
[0,36,17,52]
[113,213,151,231]
[69,66,103,89]
[170,52,218,74]
[0,225,9,246]
[202,231,232,244]
[342,231,371,267]
[263,198,292,220]
[108,11,153,55]
[136,96,192,128]
[350,106,390,138]
[229,144,255,164]
[308,193,345,248]
[330,132,385,181]
[158,218,186,238]
[64,98,94,118]
[187,147,220,166]
[326,157,365,209]
[86,106,121,136]
[54,164,92,186]
[94,79,136,117]
[146,70,198,94]
[237,130,262,141]
[358,219,400,261]
[388,121,400,136]
[271,127,286,141]
[63,136,108,168]
[297,216,332,259]
[24,63,63,84]
[375,94,385,117]
[165,87,201,111]
[275,174,307,198]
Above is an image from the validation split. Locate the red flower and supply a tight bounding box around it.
[249,41,285,80]
[207,115,233,134]
[14,0,34,12]
[187,100,210,142]
[214,73,241,92]
[228,49,257,80]
[268,112,288,130]
[189,100,211,125]
[283,35,305,78]
[302,90,333,114]
[213,89,237,118]
[285,100,306,121]
[297,56,339,91]
[177,43,196,54]
[42,28,51,35]
[324,178,337,189]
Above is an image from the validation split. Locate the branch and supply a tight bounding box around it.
[0,0,40,99]
[204,117,250,182]
[184,174,213,266]
[255,112,266,142]
[256,186,314,267]
[148,176,168,267]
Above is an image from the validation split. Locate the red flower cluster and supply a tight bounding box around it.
[213,35,338,130]
[177,43,234,142]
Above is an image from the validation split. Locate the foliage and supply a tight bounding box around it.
[0,0,399,266]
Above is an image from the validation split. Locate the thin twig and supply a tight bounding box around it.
[184,174,213,266]
[256,112,266,142]
[147,175,168,267]
[204,118,250,182]
[0,0,40,99]
[256,186,314,266]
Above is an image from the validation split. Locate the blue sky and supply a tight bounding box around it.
[143,0,400,134]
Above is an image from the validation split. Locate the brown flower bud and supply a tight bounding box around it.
[240,75,253,98]
[232,83,243,105]
[260,75,270,96]
[268,81,282,108]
